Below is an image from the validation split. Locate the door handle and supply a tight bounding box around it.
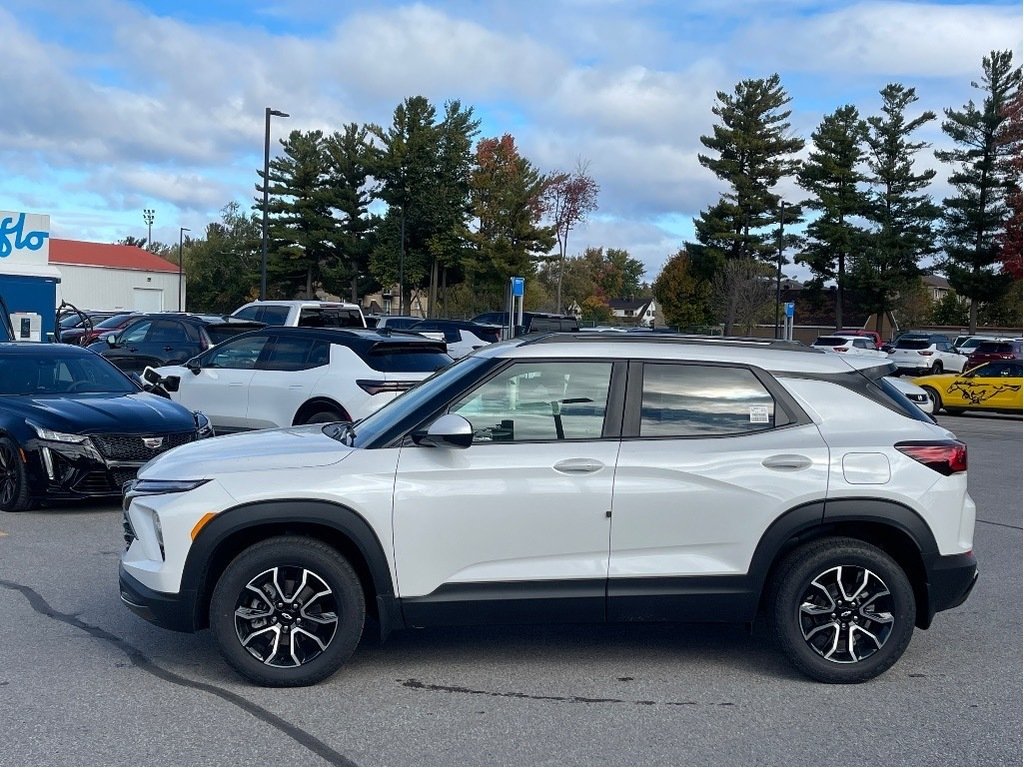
[762,454,813,471]
[553,458,604,474]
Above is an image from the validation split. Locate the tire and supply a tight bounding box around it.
[930,361,943,374]
[302,409,345,425]
[945,408,965,416]
[922,386,942,414]
[209,536,365,687]
[0,437,32,512]
[770,537,915,684]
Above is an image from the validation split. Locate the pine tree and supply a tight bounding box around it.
[797,105,869,330]
[854,84,940,331]
[323,123,375,303]
[936,50,1022,332]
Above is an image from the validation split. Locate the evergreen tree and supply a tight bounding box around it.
[323,123,376,303]
[854,84,940,331]
[937,50,1022,332]
[797,105,869,329]
[184,202,262,313]
[691,74,804,332]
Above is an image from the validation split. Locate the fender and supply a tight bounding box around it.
[822,497,939,555]
[180,499,397,631]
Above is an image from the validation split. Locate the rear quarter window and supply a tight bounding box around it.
[259,306,291,325]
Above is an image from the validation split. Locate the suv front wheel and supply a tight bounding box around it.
[209,536,365,687]
[770,537,915,683]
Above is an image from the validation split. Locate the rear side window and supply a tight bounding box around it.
[233,306,260,321]
[366,344,452,373]
[259,337,319,371]
[640,364,776,437]
[259,306,291,325]
[896,339,930,350]
[206,325,259,345]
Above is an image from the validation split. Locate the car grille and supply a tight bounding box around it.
[89,432,197,462]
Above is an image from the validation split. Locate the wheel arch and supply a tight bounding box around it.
[181,499,397,633]
[292,397,350,426]
[750,498,938,630]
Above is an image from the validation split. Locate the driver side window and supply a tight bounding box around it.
[449,361,612,442]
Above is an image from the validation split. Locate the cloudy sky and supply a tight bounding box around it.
[2,0,1020,281]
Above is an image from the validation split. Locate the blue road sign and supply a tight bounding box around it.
[511,276,525,297]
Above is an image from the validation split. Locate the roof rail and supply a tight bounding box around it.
[521,331,816,351]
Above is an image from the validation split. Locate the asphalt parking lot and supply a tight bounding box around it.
[0,412,1020,767]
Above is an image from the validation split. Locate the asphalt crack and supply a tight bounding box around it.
[0,578,355,767]
[976,518,1022,531]
[399,678,735,707]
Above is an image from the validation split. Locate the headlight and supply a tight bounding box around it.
[130,479,210,496]
[29,422,89,444]
[193,411,215,438]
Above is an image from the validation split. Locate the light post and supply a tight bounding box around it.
[261,107,289,301]
[143,208,155,246]
[178,227,190,311]
[774,200,785,340]
[399,206,405,317]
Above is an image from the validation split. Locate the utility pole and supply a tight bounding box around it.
[774,200,786,340]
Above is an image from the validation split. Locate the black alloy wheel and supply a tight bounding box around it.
[770,537,915,684]
[210,536,364,686]
[0,437,32,512]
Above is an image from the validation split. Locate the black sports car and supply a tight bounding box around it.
[0,343,213,511]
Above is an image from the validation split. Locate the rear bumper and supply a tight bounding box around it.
[921,551,978,628]
[119,563,197,633]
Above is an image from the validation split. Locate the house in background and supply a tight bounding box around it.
[921,273,953,302]
[50,239,183,311]
[609,297,658,327]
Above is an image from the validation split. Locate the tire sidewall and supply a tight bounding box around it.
[772,539,916,684]
[210,536,365,687]
[0,436,31,512]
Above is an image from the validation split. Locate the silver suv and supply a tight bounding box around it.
[120,334,978,686]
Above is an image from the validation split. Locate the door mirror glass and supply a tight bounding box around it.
[105,334,118,346]
[414,413,474,449]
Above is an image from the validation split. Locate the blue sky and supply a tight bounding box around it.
[1,0,1020,281]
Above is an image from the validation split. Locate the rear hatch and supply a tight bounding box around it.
[890,338,933,366]
[355,341,453,396]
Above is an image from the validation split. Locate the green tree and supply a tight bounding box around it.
[853,83,941,331]
[691,74,804,332]
[652,248,715,329]
[937,50,1022,332]
[930,289,968,326]
[797,105,869,329]
[256,129,336,298]
[541,163,599,312]
[184,202,262,313]
[323,123,376,303]
[467,134,555,307]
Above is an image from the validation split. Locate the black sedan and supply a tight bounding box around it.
[0,343,213,511]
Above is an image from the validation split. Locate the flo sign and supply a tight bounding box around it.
[0,211,51,266]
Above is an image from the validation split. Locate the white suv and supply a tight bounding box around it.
[142,328,453,431]
[120,334,977,687]
[232,300,365,329]
[889,335,967,376]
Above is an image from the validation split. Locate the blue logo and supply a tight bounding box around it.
[0,213,50,258]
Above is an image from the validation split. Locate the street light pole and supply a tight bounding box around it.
[178,227,190,311]
[261,107,289,301]
[399,206,405,317]
[143,208,155,246]
[774,200,785,340]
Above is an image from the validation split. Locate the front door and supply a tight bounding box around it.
[393,359,621,626]
[179,334,269,431]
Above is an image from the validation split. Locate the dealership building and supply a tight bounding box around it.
[1,210,184,340]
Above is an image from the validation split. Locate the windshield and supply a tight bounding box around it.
[344,356,491,447]
[0,351,137,395]
[94,313,135,329]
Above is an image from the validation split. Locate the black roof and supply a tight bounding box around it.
[231,326,448,351]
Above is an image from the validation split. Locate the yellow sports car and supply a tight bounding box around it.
[913,360,1023,415]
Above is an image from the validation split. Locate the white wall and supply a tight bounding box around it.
[54,265,185,311]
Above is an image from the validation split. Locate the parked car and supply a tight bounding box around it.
[56,310,120,345]
[142,327,453,432]
[121,334,976,687]
[888,335,966,375]
[0,343,213,511]
[77,312,140,347]
[472,311,580,335]
[374,315,423,331]
[966,339,1022,368]
[87,314,264,375]
[232,300,366,329]
[885,375,934,415]
[913,360,1022,415]
[839,329,883,349]
[407,319,502,358]
[811,335,888,357]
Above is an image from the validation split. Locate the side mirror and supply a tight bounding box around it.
[186,358,202,375]
[413,413,473,449]
[105,334,118,347]
[161,375,181,393]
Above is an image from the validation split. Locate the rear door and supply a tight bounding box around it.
[607,361,829,621]
[246,335,328,428]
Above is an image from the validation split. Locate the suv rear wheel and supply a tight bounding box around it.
[770,537,915,683]
[209,536,365,687]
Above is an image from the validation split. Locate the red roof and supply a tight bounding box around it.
[49,238,180,274]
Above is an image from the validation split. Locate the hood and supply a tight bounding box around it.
[138,424,353,480]
[2,392,196,434]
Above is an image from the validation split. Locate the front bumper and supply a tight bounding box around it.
[119,563,197,633]
[922,551,978,627]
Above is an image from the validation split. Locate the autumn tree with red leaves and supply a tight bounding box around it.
[541,163,599,312]
[996,85,1022,279]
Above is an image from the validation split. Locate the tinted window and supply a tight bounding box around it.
[896,339,931,350]
[366,345,453,373]
[0,352,134,395]
[120,320,152,344]
[640,364,776,437]
[95,313,135,329]
[378,317,420,330]
[975,342,1013,354]
[450,361,612,442]
[206,324,259,345]
[814,336,848,346]
[298,307,363,328]
[233,306,260,321]
[259,306,291,325]
[204,335,269,369]
[148,320,189,343]
[259,337,321,371]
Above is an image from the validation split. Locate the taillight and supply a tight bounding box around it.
[896,440,967,475]
[917,350,934,356]
[357,380,416,395]
[833,347,847,352]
